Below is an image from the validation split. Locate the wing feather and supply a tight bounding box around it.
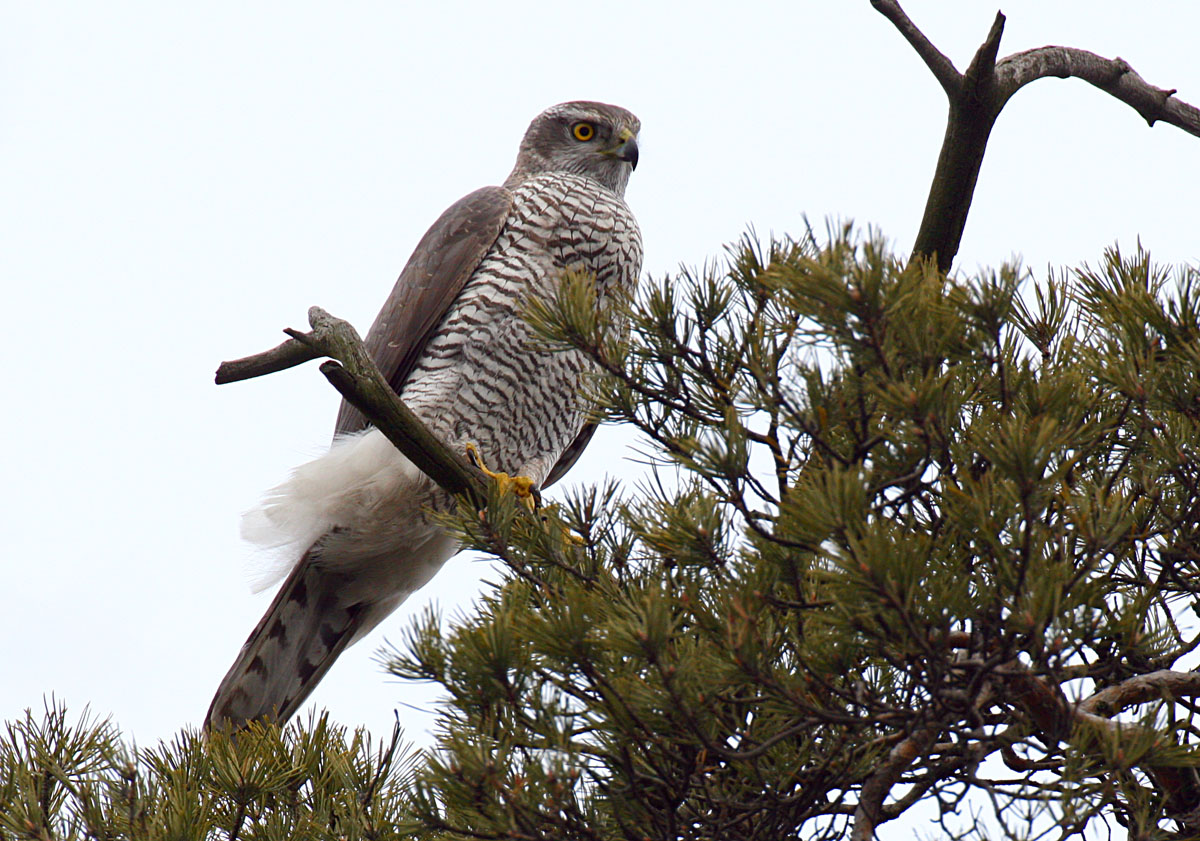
[542,422,598,489]
[334,186,513,436]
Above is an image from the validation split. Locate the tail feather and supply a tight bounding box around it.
[206,428,460,731]
[205,546,367,730]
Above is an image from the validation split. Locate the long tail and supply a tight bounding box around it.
[206,429,458,731]
[204,544,368,731]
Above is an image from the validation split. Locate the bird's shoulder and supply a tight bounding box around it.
[333,184,514,436]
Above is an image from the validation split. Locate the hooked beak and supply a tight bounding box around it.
[615,127,639,170]
[617,136,639,170]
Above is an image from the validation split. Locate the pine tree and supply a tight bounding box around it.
[386,231,1200,839]
[0,703,417,839]
[7,4,1200,839]
[8,236,1200,839]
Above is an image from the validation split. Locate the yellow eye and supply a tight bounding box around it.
[572,122,595,141]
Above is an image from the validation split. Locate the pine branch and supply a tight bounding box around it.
[214,306,486,506]
[1079,670,1200,717]
[851,721,940,840]
[872,0,1200,272]
[1000,661,1200,826]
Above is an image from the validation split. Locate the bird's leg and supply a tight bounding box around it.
[464,442,540,510]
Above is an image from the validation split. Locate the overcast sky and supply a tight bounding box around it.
[3,0,1198,780]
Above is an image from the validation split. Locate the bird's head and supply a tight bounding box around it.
[506,101,640,195]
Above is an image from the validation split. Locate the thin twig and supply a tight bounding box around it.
[215,306,486,506]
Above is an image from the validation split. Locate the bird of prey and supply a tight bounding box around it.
[205,101,642,730]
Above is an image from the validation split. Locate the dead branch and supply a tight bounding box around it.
[1079,670,1200,718]
[995,48,1200,135]
[869,0,958,95]
[215,306,486,507]
[871,0,1200,272]
[215,337,319,384]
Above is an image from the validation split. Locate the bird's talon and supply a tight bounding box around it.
[465,442,490,474]
[511,476,540,510]
[465,443,539,511]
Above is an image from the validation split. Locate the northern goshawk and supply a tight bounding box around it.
[205,101,642,730]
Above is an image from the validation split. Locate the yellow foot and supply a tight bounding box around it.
[465,443,539,510]
[537,503,586,546]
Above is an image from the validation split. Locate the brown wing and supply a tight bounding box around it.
[335,186,513,437]
[541,422,598,489]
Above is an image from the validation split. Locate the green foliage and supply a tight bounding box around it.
[390,228,1200,839]
[0,702,417,840]
[8,229,1200,840]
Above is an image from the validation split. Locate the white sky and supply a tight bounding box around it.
[3,0,1198,809]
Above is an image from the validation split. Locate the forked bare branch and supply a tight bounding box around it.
[215,307,486,506]
[873,0,1200,271]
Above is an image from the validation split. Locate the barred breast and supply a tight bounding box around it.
[400,171,642,486]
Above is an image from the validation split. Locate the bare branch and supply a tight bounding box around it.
[961,11,1006,98]
[869,0,960,95]
[214,337,319,384]
[216,306,486,507]
[1000,661,1200,825]
[1079,670,1200,718]
[904,11,1009,273]
[996,48,1200,136]
[318,360,485,506]
[874,1,1200,271]
[998,661,1073,742]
